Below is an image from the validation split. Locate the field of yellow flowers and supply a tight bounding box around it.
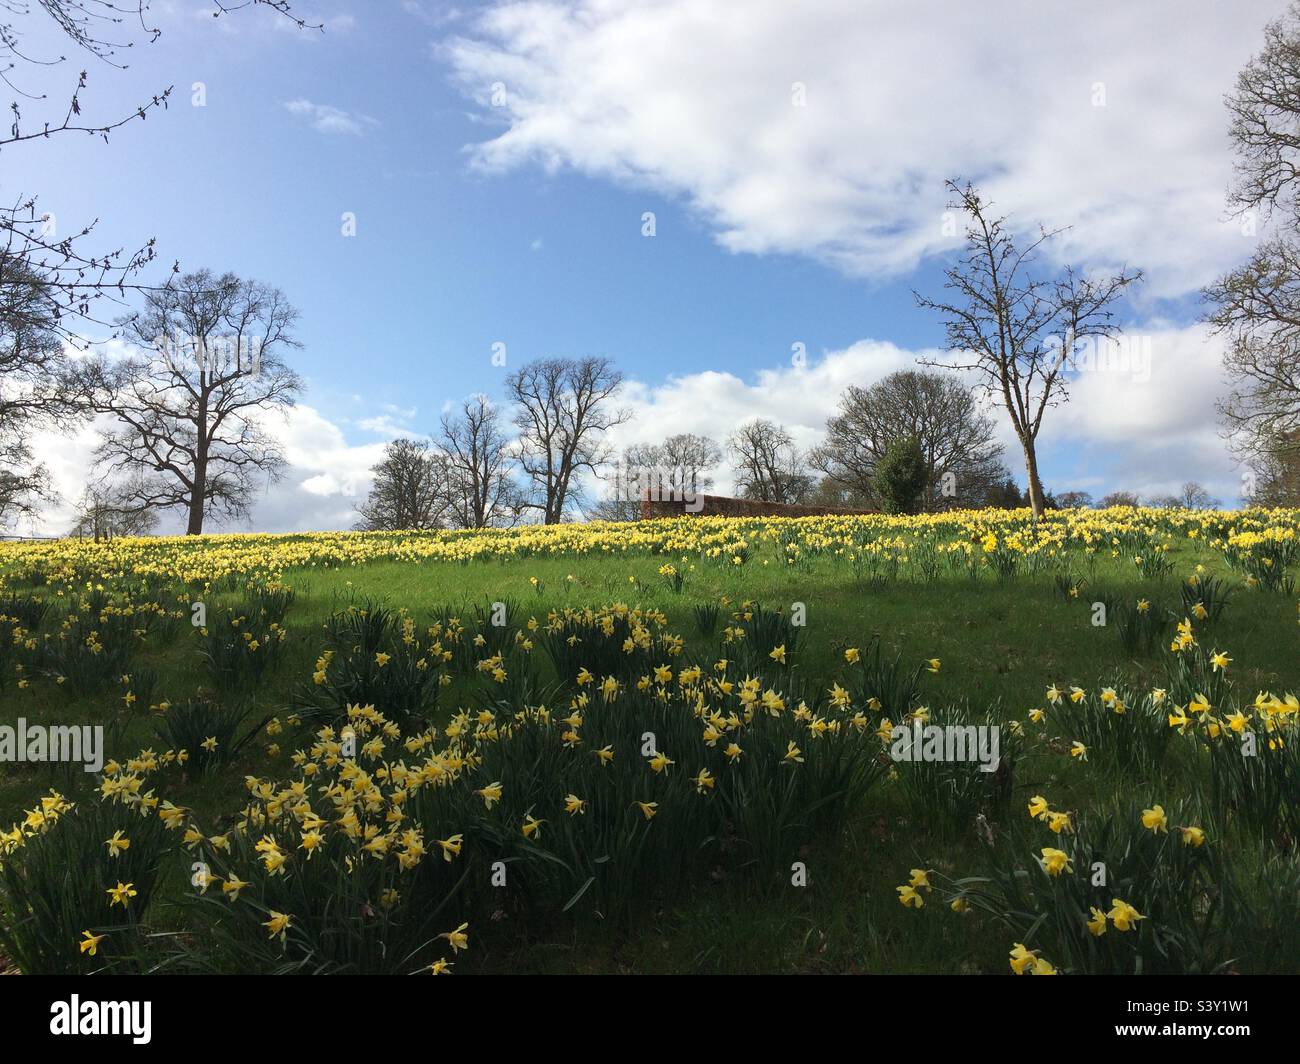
[0,506,1297,974]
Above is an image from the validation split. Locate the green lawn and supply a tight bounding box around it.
[1,522,1297,974]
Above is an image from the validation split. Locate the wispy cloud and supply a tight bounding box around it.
[403,1,466,28]
[284,98,379,136]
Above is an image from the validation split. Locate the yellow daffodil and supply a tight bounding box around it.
[474,781,503,808]
[104,830,130,858]
[106,882,137,908]
[441,922,470,953]
[1107,898,1145,932]
[79,930,106,956]
[897,884,924,908]
[264,911,291,940]
[1009,943,1036,975]
[1141,804,1168,834]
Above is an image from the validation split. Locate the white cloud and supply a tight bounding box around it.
[18,421,107,538]
[353,403,422,438]
[443,0,1274,298]
[1044,324,1242,504]
[245,405,389,531]
[284,98,379,136]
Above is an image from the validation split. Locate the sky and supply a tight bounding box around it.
[7,0,1288,533]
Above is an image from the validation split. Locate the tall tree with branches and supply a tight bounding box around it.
[0,259,74,526]
[355,438,448,532]
[727,418,812,504]
[651,432,722,497]
[1245,429,1300,505]
[915,181,1141,516]
[438,394,520,529]
[1203,2,1300,474]
[810,370,1004,511]
[506,356,629,524]
[593,433,723,520]
[68,478,159,541]
[78,269,302,534]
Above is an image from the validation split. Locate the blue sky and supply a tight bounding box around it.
[12,0,1288,531]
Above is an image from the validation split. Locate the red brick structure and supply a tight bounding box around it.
[638,491,875,519]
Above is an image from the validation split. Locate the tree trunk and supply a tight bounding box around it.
[1022,438,1045,517]
[188,454,207,535]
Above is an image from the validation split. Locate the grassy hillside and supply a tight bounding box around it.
[1,508,1297,974]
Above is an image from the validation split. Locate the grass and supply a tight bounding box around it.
[1,514,1297,974]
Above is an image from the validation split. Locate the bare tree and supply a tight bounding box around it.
[1205,240,1300,467]
[78,270,302,534]
[604,441,668,520]
[0,446,55,528]
[1055,490,1094,509]
[1176,482,1221,510]
[592,433,722,520]
[1,4,171,344]
[1099,491,1141,508]
[915,181,1141,517]
[1221,2,1300,226]
[68,479,159,541]
[506,356,629,524]
[654,433,723,495]
[356,438,448,531]
[587,495,642,523]
[727,419,812,503]
[1203,3,1300,466]
[438,394,520,528]
[1148,487,1223,510]
[0,259,76,526]
[810,370,1004,511]
[1246,429,1300,505]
